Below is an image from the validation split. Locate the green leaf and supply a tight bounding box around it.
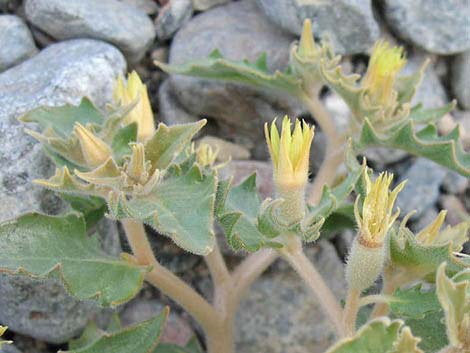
[356,119,470,177]
[216,174,281,251]
[408,101,456,125]
[321,204,356,237]
[60,194,107,229]
[389,227,469,282]
[390,285,442,319]
[155,50,303,96]
[111,122,138,162]
[152,336,203,353]
[108,166,216,255]
[145,120,206,172]
[0,213,145,307]
[325,318,423,353]
[63,309,168,353]
[19,98,104,138]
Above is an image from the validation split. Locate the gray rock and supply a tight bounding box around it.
[120,298,194,346]
[155,0,193,40]
[451,51,470,110]
[403,51,448,109]
[396,158,447,219]
[25,0,155,62]
[168,0,303,159]
[236,241,345,353]
[382,0,470,55]
[0,15,37,72]
[442,170,469,195]
[0,39,126,221]
[256,0,379,55]
[192,0,229,11]
[158,79,199,125]
[120,0,159,15]
[0,345,22,353]
[0,39,126,343]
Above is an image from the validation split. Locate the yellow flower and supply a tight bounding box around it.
[355,171,405,247]
[74,123,112,168]
[416,210,447,245]
[114,71,155,142]
[195,143,218,168]
[363,41,406,107]
[264,116,315,189]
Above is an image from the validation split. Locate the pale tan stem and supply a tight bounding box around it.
[437,346,464,353]
[121,219,220,335]
[301,94,339,143]
[205,240,230,292]
[308,145,345,205]
[279,237,345,336]
[343,288,361,336]
[370,268,396,319]
[229,249,278,310]
[301,94,346,206]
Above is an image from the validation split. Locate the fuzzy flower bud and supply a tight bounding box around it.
[265,116,315,190]
[346,171,405,291]
[355,171,405,248]
[114,71,155,142]
[265,116,315,223]
[363,41,406,107]
[74,123,112,168]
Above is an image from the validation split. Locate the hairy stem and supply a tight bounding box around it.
[370,268,396,319]
[121,219,220,336]
[343,288,361,336]
[301,94,345,206]
[437,346,462,353]
[279,236,345,336]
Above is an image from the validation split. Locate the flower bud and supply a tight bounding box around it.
[74,123,112,168]
[362,41,406,107]
[264,116,315,223]
[114,71,155,142]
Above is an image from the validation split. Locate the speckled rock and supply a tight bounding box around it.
[192,0,229,11]
[256,0,379,55]
[155,0,193,40]
[120,298,194,346]
[0,15,37,72]
[0,345,22,353]
[236,241,345,353]
[25,0,155,62]
[382,0,470,55]
[168,0,303,159]
[451,51,470,110]
[396,158,447,219]
[120,0,159,15]
[0,39,125,344]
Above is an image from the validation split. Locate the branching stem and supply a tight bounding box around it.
[278,236,345,337]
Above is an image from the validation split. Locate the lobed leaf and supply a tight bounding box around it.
[389,227,469,282]
[63,308,168,353]
[356,119,470,177]
[0,213,146,307]
[108,165,217,256]
[408,101,456,125]
[155,50,303,96]
[325,318,423,353]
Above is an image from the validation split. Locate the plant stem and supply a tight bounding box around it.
[370,267,396,319]
[121,219,220,336]
[301,94,345,206]
[437,346,463,353]
[343,288,361,336]
[205,239,230,294]
[278,236,345,337]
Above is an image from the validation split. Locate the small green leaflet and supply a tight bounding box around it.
[408,101,456,125]
[0,213,146,307]
[62,308,168,353]
[19,97,104,138]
